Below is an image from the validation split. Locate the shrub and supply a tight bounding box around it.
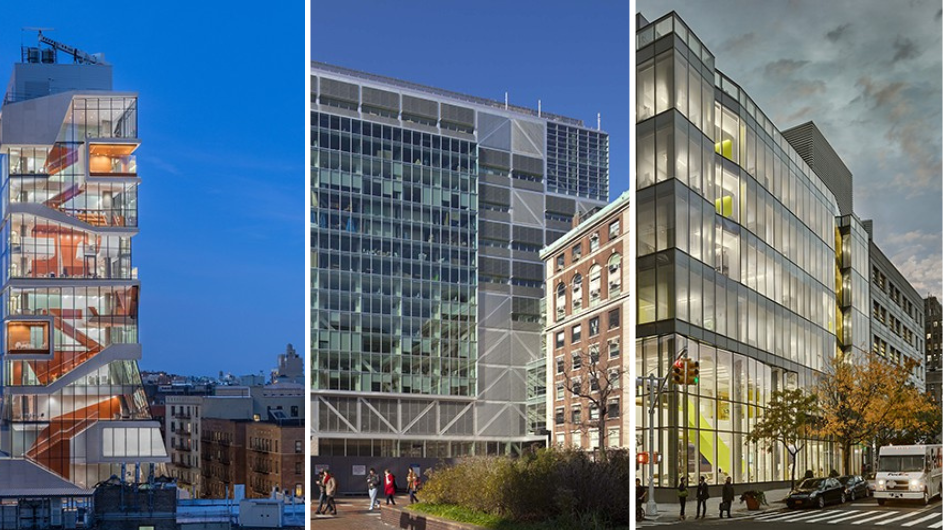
[420,448,632,526]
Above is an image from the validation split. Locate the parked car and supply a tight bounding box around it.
[786,477,846,509]
[838,475,870,501]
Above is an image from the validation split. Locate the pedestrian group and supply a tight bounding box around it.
[313,466,422,517]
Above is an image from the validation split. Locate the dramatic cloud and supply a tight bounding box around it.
[763,58,809,77]
[642,0,943,298]
[892,35,920,62]
[719,32,758,53]
[825,23,852,42]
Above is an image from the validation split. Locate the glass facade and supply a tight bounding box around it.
[546,123,609,201]
[0,73,165,488]
[311,66,609,459]
[312,112,479,396]
[636,13,841,486]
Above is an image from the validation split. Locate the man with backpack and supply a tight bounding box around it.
[366,468,381,510]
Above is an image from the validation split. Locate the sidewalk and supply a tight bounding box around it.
[640,488,791,523]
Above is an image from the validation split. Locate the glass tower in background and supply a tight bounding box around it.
[0,35,167,487]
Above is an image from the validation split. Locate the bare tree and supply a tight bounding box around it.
[561,342,624,461]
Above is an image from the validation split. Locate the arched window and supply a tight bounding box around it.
[572,273,583,311]
[589,265,602,306]
[555,283,567,321]
[608,253,622,297]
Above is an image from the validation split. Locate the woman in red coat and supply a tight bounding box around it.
[384,469,397,505]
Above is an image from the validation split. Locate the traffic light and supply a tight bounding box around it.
[637,452,649,465]
[685,359,700,385]
[672,360,685,385]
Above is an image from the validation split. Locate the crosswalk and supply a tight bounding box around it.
[752,506,942,527]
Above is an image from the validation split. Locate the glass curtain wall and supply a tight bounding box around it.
[636,13,841,487]
[312,112,479,397]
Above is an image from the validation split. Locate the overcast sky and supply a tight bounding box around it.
[640,0,943,300]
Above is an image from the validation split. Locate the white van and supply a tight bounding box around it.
[874,444,942,505]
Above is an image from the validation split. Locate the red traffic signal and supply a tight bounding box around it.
[637,452,649,464]
[672,360,685,385]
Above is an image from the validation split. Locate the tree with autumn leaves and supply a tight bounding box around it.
[815,352,935,474]
[748,352,935,477]
[745,388,818,488]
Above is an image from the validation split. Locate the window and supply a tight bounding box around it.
[572,274,583,311]
[607,398,620,419]
[608,253,622,296]
[609,338,621,358]
[572,243,582,261]
[572,378,582,395]
[555,331,565,349]
[589,404,600,420]
[589,317,600,337]
[607,427,620,448]
[555,408,565,424]
[589,344,600,364]
[609,220,620,238]
[572,351,582,370]
[556,254,565,271]
[555,356,564,374]
[571,324,582,344]
[589,265,602,305]
[555,283,567,321]
[609,369,621,388]
[572,405,582,423]
[295,441,303,453]
[590,232,600,252]
[608,309,620,329]
[556,382,565,401]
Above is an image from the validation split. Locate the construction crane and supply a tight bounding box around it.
[22,28,107,66]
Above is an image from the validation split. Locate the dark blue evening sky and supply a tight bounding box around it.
[312,0,633,194]
[1,2,304,376]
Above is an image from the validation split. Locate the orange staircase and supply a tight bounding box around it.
[26,398,119,479]
[44,184,81,209]
[31,315,103,385]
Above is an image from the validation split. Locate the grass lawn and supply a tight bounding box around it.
[405,503,630,530]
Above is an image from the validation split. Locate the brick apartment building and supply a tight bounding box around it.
[541,191,630,451]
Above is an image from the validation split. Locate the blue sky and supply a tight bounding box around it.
[312,0,633,194]
[1,2,304,376]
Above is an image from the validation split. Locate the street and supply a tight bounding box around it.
[639,497,942,529]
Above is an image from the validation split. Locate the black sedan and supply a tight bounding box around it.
[838,475,870,501]
[786,478,846,509]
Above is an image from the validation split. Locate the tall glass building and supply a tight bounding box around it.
[0,38,167,487]
[636,11,929,489]
[636,12,843,488]
[311,62,608,469]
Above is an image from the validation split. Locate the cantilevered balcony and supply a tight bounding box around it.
[88,143,138,177]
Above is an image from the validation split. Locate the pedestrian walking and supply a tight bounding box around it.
[720,476,734,518]
[366,468,381,510]
[384,469,397,505]
[677,477,688,520]
[407,468,420,504]
[695,476,709,519]
[635,478,646,521]
[315,471,328,515]
[324,471,338,516]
